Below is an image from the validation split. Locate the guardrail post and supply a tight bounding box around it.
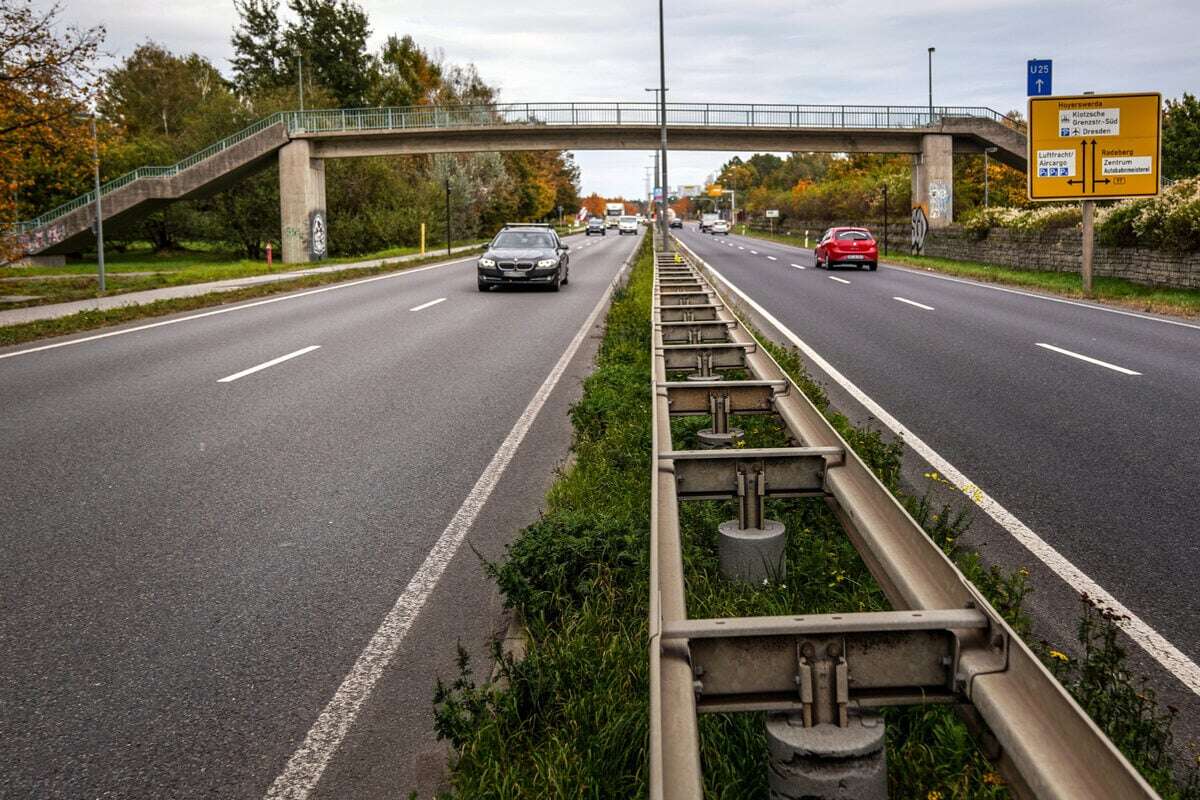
[840,105,845,127]
[387,108,394,128]
[766,713,888,800]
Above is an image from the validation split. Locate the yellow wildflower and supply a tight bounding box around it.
[1049,650,1069,662]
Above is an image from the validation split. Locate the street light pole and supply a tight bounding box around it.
[445,175,452,257]
[984,146,998,207]
[86,112,105,292]
[656,0,669,251]
[927,46,935,123]
[298,53,304,112]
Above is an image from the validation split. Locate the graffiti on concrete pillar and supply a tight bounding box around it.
[928,180,951,221]
[911,207,928,255]
[310,210,327,260]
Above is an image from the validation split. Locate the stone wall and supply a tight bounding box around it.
[749,221,1200,290]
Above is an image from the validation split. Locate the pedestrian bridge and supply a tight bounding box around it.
[12,102,1027,263]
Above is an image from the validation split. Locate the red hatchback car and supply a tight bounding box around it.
[814,227,879,271]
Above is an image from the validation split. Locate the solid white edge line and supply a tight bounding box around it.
[893,296,935,311]
[829,276,851,285]
[0,255,478,362]
[263,244,637,800]
[408,297,447,312]
[679,239,1200,697]
[791,263,805,270]
[1035,342,1142,375]
[217,345,321,383]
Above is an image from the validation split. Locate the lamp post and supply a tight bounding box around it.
[984,146,998,207]
[654,0,669,250]
[298,53,304,112]
[75,111,105,291]
[927,46,935,123]
[881,183,889,256]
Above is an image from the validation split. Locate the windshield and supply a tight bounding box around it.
[836,230,872,241]
[606,209,622,217]
[620,216,636,223]
[493,231,556,249]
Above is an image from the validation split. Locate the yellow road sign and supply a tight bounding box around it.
[706,183,723,197]
[1027,92,1161,201]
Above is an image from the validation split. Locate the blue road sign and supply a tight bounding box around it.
[1028,59,1052,96]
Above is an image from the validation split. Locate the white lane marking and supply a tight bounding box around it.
[828,276,851,285]
[737,246,745,250]
[879,262,1200,333]
[263,246,636,800]
[791,263,806,270]
[0,255,477,362]
[894,296,935,311]
[749,250,759,255]
[409,297,446,312]
[677,237,1200,698]
[217,345,320,383]
[1035,342,1141,376]
[766,256,778,261]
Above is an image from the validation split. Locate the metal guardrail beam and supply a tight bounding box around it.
[651,238,1160,799]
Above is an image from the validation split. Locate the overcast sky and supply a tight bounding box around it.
[48,0,1200,198]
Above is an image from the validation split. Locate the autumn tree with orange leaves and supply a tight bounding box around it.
[1,1,105,259]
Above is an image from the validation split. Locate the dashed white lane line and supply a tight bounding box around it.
[262,247,636,800]
[828,276,852,285]
[217,345,320,383]
[737,246,745,250]
[766,256,778,261]
[893,296,935,311]
[791,263,806,270]
[675,237,1200,698]
[749,250,759,255]
[1035,342,1142,375]
[409,297,446,312]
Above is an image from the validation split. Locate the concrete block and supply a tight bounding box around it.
[718,519,786,582]
[278,139,327,263]
[766,713,887,800]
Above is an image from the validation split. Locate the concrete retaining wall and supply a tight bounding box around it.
[750,221,1200,290]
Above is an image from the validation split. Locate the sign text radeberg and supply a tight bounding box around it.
[1028,92,1161,201]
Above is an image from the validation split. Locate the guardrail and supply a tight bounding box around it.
[649,236,1159,798]
[14,102,1016,236]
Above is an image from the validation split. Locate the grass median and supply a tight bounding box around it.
[0,247,483,349]
[736,227,1200,319]
[432,235,1199,798]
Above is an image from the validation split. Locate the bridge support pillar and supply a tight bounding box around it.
[911,134,953,231]
[279,140,327,263]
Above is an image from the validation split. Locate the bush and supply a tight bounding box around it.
[1096,177,1200,252]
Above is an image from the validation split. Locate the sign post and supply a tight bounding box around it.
[1027,91,1161,295]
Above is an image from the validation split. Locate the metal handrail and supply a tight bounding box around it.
[651,236,1160,799]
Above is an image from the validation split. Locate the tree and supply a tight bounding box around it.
[230,0,283,96]
[1163,93,1200,180]
[0,0,103,252]
[282,0,373,107]
[370,35,442,107]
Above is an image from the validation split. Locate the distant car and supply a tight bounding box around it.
[814,227,878,270]
[477,223,570,291]
[709,219,730,235]
[699,213,719,232]
[617,215,639,235]
[585,217,606,236]
[669,217,683,229]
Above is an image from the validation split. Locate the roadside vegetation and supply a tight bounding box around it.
[0,247,482,349]
[0,239,487,308]
[432,236,1199,798]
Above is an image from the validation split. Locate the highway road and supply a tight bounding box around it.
[0,229,640,799]
[675,225,1200,705]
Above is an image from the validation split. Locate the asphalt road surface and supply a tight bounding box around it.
[0,229,640,799]
[675,224,1200,710]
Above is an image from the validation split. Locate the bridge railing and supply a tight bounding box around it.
[15,102,1014,237]
[285,102,1012,134]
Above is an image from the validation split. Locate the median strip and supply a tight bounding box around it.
[1035,343,1142,376]
[217,345,321,383]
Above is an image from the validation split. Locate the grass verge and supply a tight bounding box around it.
[735,227,1200,319]
[0,248,482,349]
[0,239,488,307]
[432,235,1199,798]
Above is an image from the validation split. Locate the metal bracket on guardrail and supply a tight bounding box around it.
[657,291,714,307]
[657,321,736,344]
[660,342,754,373]
[656,303,722,322]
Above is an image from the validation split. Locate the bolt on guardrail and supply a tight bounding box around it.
[649,239,1160,799]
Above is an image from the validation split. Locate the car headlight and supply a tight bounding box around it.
[536,258,558,268]
[479,257,496,268]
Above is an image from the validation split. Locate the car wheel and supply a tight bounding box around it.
[478,280,489,292]
[562,267,569,285]
[549,270,562,292]
[868,262,878,271]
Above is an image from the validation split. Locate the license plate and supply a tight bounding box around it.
[846,254,865,260]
